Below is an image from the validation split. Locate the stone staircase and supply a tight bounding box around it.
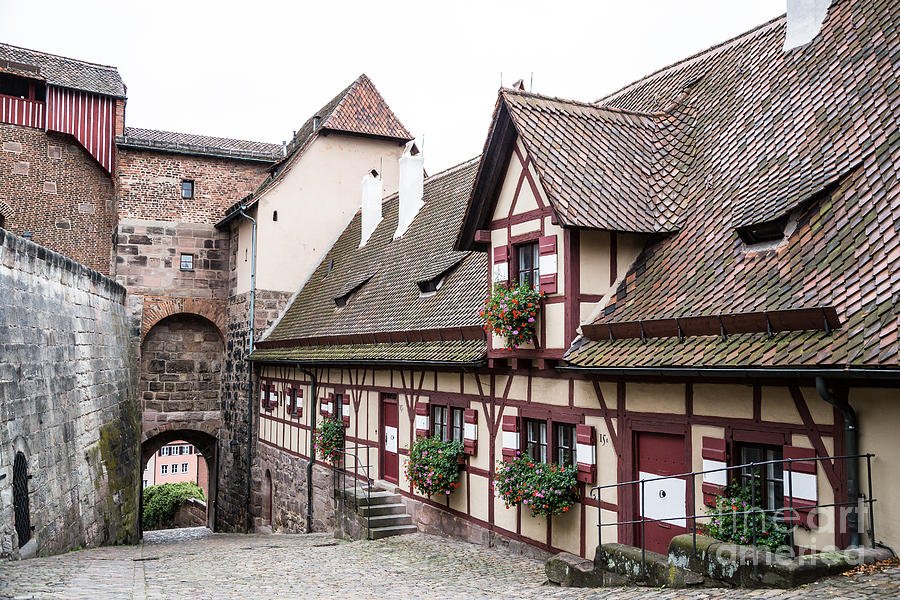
[342,486,418,540]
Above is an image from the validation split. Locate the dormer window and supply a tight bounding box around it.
[417,260,463,298]
[334,277,371,309]
[737,214,789,246]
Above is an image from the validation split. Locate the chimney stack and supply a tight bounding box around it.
[784,0,832,51]
[360,169,382,247]
[394,141,424,239]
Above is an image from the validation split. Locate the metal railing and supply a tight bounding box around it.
[591,453,876,580]
[330,445,374,540]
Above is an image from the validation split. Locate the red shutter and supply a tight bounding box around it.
[492,245,509,286]
[575,424,596,483]
[260,381,268,410]
[286,387,295,415]
[501,415,519,462]
[268,384,278,410]
[463,409,478,455]
[342,396,351,428]
[321,393,333,417]
[783,446,818,527]
[538,235,557,294]
[701,436,727,506]
[415,403,429,439]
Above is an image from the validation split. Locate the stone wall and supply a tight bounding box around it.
[0,124,116,274]
[172,498,208,529]
[0,228,140,559]
[217,288,293,532]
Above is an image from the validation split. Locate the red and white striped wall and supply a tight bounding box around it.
[46,85,116,174]
[0,95,44,129]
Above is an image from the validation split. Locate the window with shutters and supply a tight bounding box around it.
[334,393,343,420]
[736,443,784,512]
[431,405,448,440]
[555,423,575,467]
[449,407,464,443]
[523,418,547,463]
[516,242,540,291]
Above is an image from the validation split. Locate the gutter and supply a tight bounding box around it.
[555,365,900,381]
[237,206,257,532]
[246,357,486,368]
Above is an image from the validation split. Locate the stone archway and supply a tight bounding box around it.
[141,426,219,532]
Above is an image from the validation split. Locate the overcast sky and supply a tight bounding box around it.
[0,0,785,173]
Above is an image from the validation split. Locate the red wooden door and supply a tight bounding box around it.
[381,395,399,483]
[634,431,688,554]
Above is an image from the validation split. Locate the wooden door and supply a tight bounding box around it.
[381,395,399,483]
[634,431,688,554]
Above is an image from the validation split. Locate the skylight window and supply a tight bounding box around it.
[736,214,790,246]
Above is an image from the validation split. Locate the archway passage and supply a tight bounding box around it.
[140,313,224,415]
[141,428,219,533]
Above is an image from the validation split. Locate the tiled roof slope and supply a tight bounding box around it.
[0,43,125,97]
[567,0,900,369]
[119,127,281,161]
[502,90,694,232]
[251,340,485,364]
[254,158,487,363]
[221,75,412,223]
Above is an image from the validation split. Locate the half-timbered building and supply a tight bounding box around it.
[250,0,900,558]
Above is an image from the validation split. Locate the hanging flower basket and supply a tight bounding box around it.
[493,453,577,518]
[404,437,464,497]
[313,417,344,464]
[479,284,544,350]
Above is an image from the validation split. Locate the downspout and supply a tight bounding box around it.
[815,376,860,547]
[297,366,318,533]
[238,207,257,532]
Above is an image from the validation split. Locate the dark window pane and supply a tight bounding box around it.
[517,242,540,290]
[450,408,464,443]
[555,423,575,466]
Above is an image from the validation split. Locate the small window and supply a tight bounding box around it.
[334,393,344,420]
[180,254,194,271]
[143,479,148,488]
[450,407,464,443]
[517,242,540,290]
[737,444,784,512]
[161,464,168,475]
[159,447,168,457]
[272,210,278,222]
[523,418,547,463]
[737,215,789,245]
[554,423,575,467]
[431,405,448,441]
[181,180,194,199]
[181,463,189,473]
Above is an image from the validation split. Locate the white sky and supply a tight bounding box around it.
[0,0,785,173]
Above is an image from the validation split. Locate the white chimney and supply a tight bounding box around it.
[394,141,425,239]
[784,0,832,51]
[359,169,382,247]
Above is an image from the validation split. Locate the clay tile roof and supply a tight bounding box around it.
[565,0,900,370]
[0,42,125,97]
[502,90,693,232]
[251,157,487,365]
[220,74,412,224]
[119,127,281,161]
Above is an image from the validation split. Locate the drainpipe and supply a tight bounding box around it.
[815,376,860,547]
[297,366,318,533]
[238,206,257,532]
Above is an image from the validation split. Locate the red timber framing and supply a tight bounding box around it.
[255,360,866,559]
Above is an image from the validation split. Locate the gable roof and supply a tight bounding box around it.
[118,127,281,162]
[251,157,487,365]
[563,0,900,371]
[0,42,125,97]
[218,75,412,226]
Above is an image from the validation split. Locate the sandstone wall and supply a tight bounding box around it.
[0,228,140,559]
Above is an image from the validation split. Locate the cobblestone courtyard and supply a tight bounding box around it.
[1,528,898,599]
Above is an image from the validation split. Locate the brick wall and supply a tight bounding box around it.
[0,228,140,559]
[0,123,116,274]
[117,146,270,223]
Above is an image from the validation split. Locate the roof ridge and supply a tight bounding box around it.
[594,13,786,105]
[503,88,664,119]
[123,126,278,148]
[0,41,119,71]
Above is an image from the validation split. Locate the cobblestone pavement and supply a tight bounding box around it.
[1,528,898,599]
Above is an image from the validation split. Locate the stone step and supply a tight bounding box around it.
[354,490,401,506]
[367,513,413,528]
[358,502,407,517]
[367,524,418,540]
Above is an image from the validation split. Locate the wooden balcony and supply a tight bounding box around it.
[0,94,45,129]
